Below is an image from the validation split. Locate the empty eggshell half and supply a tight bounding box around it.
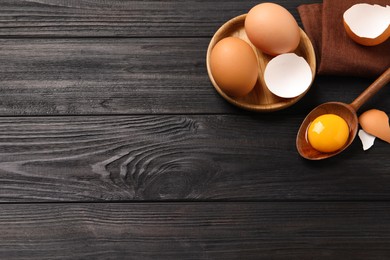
[358,129,376,151]
[264,53,312,98]
[359,109,390,143]
[343,3,390,46]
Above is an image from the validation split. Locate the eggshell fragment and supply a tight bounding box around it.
[358,129,376,151]
[359,109,390,143]
[264,53,312,98]
[343,4,390,46]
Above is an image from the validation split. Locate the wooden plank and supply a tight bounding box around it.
[0,202,389,259]
[0,37,233,114]
[0,0,318,37]
[0,38,386,115]
[0,115,388,202]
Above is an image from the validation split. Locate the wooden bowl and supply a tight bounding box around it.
[206,14,316,112]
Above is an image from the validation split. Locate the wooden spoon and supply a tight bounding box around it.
[296,67,390,160]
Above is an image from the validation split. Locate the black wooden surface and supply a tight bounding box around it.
[0,0,389,259]
[0,202,390,259]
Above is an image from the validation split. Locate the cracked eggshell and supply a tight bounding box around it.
[264,53,312,98]
[358,129,376,151]
[343,3,390,46]
[359,109,390,143]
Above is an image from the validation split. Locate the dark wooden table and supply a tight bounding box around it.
[0,0,389,259]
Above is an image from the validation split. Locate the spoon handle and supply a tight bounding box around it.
[350,67,390,111]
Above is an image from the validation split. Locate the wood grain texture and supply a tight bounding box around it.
[0,202,389,259]
[0,0,388,257]
[0,37,231,115]
[0,115,388,202]
[0,38,387,115]
[0,0,318,37]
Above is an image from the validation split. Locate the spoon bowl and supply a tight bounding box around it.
[296,102,358,160]
[296,68,390,160]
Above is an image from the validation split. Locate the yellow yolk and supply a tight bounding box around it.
[307,114,350,153]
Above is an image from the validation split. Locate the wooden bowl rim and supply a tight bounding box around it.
[206,14,316,112]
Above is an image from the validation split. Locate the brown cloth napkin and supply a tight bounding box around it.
[298,0,390,78]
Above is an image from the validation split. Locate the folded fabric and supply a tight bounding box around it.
[298,0,390,78]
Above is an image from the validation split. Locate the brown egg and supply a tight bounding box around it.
[359,109,390,143]
[210,37,258,97]
[245,3,300,56]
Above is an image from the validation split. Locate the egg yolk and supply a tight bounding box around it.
[307,114,350,153]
